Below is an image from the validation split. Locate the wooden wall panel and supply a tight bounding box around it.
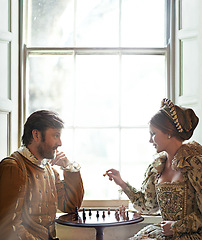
[180,39,199,98]
[175,0,202,143]
[0,113,8,160]
[179,0,198,30]
[0,0,19,160]
[0,0,9,32]
[0,42,10,98]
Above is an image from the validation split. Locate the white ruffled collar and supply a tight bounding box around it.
[18,146,47,168]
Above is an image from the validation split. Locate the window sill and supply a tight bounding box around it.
[81,199,129,209]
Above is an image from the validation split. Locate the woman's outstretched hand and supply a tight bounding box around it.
[161,221,174,236]
[104,168,127,190]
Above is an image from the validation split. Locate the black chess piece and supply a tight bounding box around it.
[74,206,79,221]
[89,208,92,216]
[126,211,129,221]
[96,210,99,218]
[82,208,86,220]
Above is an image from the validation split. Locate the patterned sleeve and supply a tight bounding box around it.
[0,159,39,239]
[54,168,84,213]
[172,155,202,235]
[123,164,159,214]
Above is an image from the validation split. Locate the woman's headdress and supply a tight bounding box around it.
[160,98,199,140]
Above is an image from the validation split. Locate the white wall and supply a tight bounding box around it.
[175,0,202,144]
[0,0,19,161]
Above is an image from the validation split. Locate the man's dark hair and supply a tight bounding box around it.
[22,110,64,146]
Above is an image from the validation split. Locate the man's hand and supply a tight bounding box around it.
[49,150,69,168]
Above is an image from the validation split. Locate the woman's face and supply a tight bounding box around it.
[149,123,170,153]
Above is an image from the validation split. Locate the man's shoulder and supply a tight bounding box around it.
[0,151,23,167]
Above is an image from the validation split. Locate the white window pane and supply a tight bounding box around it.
[73,129,120,200]
[75,55,119,126]
[76,0,119,47]
[27,0,74,47]
[60,129,74,159]
[28,55,74,126]
[120,128,156,191]
[121,55,166,126]
[121,0,165,47]
[24,0,168,201]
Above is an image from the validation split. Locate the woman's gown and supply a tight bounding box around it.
[123,141,202,239]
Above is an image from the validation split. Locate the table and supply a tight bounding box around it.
[56,209,144,240]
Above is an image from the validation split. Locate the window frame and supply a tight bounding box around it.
[19,0,175,206]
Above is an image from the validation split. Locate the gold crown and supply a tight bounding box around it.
[160,98,183,133]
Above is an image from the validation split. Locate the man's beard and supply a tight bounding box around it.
[37,144,55,159]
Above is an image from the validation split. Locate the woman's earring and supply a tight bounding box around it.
[168,135,171,139]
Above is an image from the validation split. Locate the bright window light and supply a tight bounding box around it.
[24,0,169,200]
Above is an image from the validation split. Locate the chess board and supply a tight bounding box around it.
[57,208,143,226]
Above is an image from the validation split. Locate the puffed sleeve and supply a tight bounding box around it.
[54,167,84,213]
[0,158,39,240]
[172,155,202,235]
[123,163,159,214]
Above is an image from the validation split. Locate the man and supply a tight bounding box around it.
[0,110,84,239]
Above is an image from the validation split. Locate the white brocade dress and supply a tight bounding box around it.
[124,142,202,240]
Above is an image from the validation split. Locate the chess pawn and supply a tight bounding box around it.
[115,213,120,221]
[89,208,92,216]
[102,211,105,219]
[115,209,119,219]
[96,210,99,218]
[108,208,110,215]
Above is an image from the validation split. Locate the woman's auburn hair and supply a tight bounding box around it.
[150,111,185,142]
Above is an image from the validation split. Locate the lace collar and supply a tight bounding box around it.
[18,146,47,168]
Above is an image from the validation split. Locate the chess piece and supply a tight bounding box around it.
[89,208,92,216]
[74,206,79,221]
[123,210,126,220]
[119,205,122,213]
[108,208,110,215]
[115,212,120,221]
[96,210,99,218]
[102,211,105,218]
[115,209,119,219]
[126,211,129,221]
[82,208,86,220]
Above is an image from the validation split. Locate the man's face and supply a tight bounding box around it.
[37,128,62,159]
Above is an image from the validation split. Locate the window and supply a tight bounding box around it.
[21,0,172,200]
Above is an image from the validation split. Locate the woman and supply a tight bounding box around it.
[105,98,202,239]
